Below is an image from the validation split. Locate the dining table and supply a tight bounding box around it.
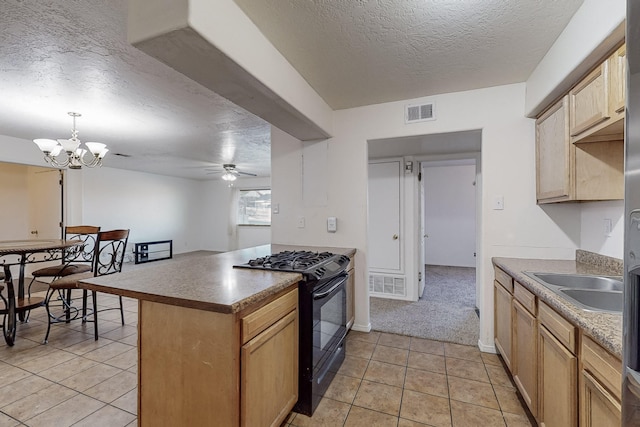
[0,239,82,346]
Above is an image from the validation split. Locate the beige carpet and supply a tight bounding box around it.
[370,265,479,346]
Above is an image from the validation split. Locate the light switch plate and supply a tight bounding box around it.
[327,217,337,232]
[297,216,305,228]
[273,203,279,214]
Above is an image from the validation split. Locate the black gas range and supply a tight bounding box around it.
[236,250,350,415]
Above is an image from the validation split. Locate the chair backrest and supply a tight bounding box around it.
[64,225,101,264]
[93,229,130,277]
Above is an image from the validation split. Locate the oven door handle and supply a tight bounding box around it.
[313,275,347,300]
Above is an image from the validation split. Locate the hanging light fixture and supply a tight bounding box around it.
[33,112,109,169]
[221,171,237,182]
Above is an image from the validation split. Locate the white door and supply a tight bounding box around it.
[368,160,401,271]
[27,167,63,239]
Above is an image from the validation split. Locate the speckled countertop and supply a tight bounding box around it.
[492,256,623,358]
[80,244,356,314]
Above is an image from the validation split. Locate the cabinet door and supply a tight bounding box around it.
[536,96,573,203]
[608,44,626,117]
[580,370,621,427]
[346,267,355,329]
[570,62,610,138]
[513,300,538,418]
[241,310,298,427]
[494,281,512,371]
[538,325,577,427]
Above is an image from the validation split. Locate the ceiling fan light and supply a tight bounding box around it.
[222,172,237,181]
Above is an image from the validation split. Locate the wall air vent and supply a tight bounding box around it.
[369,274,406,297]
[405,102,435,124]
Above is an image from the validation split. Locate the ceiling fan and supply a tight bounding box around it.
[206,164,257,181]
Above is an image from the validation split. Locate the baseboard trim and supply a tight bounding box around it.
[478,339,496,353]
[351,322,371,333]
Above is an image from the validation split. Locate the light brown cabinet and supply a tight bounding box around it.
[512,296,538,417]
[538,324,577,427]
[580,336,622,426]
[535,43,624,204]
[138,286,299,426]
[569,43,626,143]
[493,267,622,426]
[241,310,298,427]
[536,96,572,203]
[494,268,513,371]
[569,62,610,139]
[608,44,626,119]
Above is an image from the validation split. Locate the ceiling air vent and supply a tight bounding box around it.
[405,102,435,124]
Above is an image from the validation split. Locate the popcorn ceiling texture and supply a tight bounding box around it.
[235,0,585,109]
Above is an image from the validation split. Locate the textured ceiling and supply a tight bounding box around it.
[0,0,271,180]
[0,1,586,181]
[234,0,585,110]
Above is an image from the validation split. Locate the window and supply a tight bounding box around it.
[237,189,271,225]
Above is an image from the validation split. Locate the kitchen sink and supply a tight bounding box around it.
[559,289,623,312]
[523,272,623,313]
[528,272,623,292]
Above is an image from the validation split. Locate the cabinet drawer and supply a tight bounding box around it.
[242,289,298,344]
[494,267,513,293]
[539,301,576,354]
[581,335,622,401]
[514,282,536,315]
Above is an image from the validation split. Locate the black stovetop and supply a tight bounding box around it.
[235,250,349,281]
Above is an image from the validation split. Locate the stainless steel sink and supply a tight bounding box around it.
[523,272,623,313]
[529,272,623,292]
[559,289,623,312]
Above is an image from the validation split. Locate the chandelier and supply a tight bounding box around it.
[33,112,109,169]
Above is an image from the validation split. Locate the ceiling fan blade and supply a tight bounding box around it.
[236,171,257,176]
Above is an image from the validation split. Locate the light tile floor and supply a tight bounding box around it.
[0,292,535,427]
[0,292,138,426]
[284,330,537,427]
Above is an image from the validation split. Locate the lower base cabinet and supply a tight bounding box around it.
[512,299,538,418]
[241,310,298,427]
[580,370,622,427]
[538,325,577,427]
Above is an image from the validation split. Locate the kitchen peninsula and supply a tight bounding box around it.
[79,244,355,427]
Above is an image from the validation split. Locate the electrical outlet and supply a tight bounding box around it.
[493,196,504,210]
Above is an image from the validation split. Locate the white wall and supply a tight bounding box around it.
[423,162,476,268]
[272,83,583,347]
[525,0,625,116]
[81,167,204,258]
[0,133,270,256]
[580,201,624,259]
[200,176,272,252]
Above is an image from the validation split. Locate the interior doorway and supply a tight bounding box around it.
[0,162,64,274]
[367,130,482,345]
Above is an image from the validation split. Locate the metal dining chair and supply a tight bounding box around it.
[28,225,100,291]
[43,229,130,343]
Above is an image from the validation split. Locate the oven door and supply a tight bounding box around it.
[311,273,347,377]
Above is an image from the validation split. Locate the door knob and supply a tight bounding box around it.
[393,234,398,240]
[30,230,38,235]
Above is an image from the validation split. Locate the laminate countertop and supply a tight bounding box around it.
[80,244,356,314]
[492,257,622,358]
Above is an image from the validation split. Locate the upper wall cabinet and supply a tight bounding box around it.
[536,43,625,204]
[569,43,626,144]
